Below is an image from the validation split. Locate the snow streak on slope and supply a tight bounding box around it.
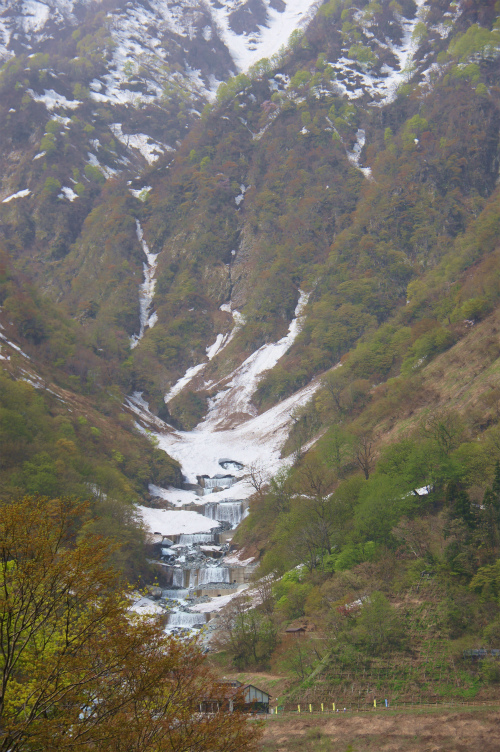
[164,363,207,403]
[164,303,244,401]
[130,221,159,349]
[346,129,372,178]
[202,290,310,429]
[109,124,173,165]
[2,189,31,203]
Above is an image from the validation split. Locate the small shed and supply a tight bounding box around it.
[200,680,271,714]
[285,626,307,637]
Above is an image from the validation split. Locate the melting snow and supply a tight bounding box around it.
[206,333,230,361]
[235,184,248,207]
[137,291,322,499]
[86,153,118,180]
[149,483,205,507]
[59,186,78,201]
[130,221,159,349]
[190,586,249,613]
[0,332,30,358]
[137,507,221,536]
[346,129,372,179]
[164,363,206,402]
[156,376,320,494]
[2,189,30,203]
[327,0,430,108]
[211,0,321,72]
[164,304,244,401]
[27,88,81,110]
[109,124,172,165]
[128,596,165,616]
[130,185,152,201]
[201,290,310,428]
[129,289,321,504]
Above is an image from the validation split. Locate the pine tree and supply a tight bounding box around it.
[447,482,476,528]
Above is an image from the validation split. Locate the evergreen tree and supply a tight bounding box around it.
[447,482,476,529]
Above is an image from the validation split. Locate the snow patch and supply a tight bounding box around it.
[0,332,30,358]
[346,128,372,178]
[137,507,221,536]
[59,186,78,201]
[211,0,321,72]
[130,185,152,201]
[164,363,206,402]
[27,88,81,110]
[2,189,30,203]
[109,123,172,165]
[190,586,249,613]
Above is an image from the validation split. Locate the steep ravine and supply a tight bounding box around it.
[126,290,324,634]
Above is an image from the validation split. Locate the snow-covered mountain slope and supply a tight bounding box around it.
[0,0,320,103]
[126,289,322,507]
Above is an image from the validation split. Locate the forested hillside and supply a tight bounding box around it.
[2,0,500,713]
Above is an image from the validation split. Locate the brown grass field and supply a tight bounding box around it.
[258,706,500,751]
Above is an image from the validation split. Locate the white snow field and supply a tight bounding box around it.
[138,507,220,536]
[132,290,322,519]
[157,375,319,491]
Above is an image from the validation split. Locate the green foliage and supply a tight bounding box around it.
[449,24,500,62]
[42,176,61,196]
[401,323,456,374]
[348,43,377,69]
[84,163,106,184]
[412,21,428,45]
[353,592,405,652]
[165,390,207,431]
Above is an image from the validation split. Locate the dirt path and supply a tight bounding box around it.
[259,707,500,751]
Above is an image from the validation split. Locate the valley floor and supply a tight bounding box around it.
[258,705,500,752]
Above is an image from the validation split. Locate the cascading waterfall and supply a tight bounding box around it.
[201,476,234,489]
[179,533,214,545]
[197,567,231,586]
[168,612,207,627]
[172,569,184,588]
[130,221,159,349]
[204,501,244,528]
[163,589,189,600]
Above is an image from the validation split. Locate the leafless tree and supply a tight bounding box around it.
[247,461,269,499]
[421,410,466,455]
[352,431,376,479]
